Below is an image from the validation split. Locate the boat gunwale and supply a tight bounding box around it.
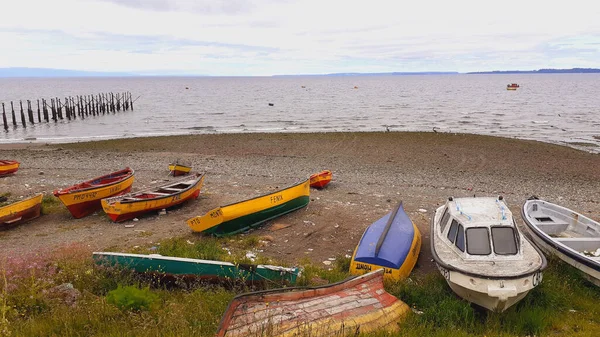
[218,178,309,210]
[431,205,547,280]
[105,173,204,205]
[53,168,135,195]
[522,197,600,272]
[0,193,43,212]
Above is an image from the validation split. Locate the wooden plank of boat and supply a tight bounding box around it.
[0,193,43,228]
[102,173,205,222]
[187,179,310,237]
[0,160,20,176]
[522,196,600,286]
[431,196,546,312]
[349,201,421,281]
[93,252,300,285]
[169,162,192,176]
[309,170,332,189]
[53,168,135,219]
[215,269,409,337]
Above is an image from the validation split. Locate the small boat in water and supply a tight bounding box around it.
[431,196,546,312]
[53,168,135,218]
[187,179,310,236]
[522,197,600,286]
[216,269,410,337]
[1,193,43,228]
[168,161,192,176]
[102,173,205,222]
[0,160,20,176]
[309,170,332,189]
[93,252,300,285]
[349,201,421,281]
[507,83,520,90]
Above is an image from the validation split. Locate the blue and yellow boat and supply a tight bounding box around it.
[349,201,421,281]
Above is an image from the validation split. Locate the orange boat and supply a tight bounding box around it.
[0,160,20,176]
[309,170,332,189]
[507,83,520,90]
[53,168,135,219]
[216,269,409,337]
[1,194,43,228]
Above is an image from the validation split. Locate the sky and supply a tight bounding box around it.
[0,0,599,76]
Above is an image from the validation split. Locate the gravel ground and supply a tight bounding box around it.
[1,132,599,274]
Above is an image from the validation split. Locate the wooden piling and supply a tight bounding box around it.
[2,103,7,130]
[19,100,26,127]
[27,100,34,124]
[37,99,41,122]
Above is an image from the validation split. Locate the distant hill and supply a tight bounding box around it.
[0,67,135,78]
[467,68,600,74]
[274,71,459,77]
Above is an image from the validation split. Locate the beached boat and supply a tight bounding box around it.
[93,252,300,285]
[431,196,546,312]
[309,170,332,189]
[522,197,600,286]
[1,193,43,228]
[102,173,205,222]
[168,161,192,176]
[507,83,520,90]
[216,269,409,337]
[187,179,310,236]
[0,160,20,176]
[349,201,421,281]
[53,168,135,219]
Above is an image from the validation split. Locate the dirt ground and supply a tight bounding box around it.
[1,132,600,275]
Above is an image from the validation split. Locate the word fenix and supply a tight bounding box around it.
[270,194,283,204]
[355,263,393,274]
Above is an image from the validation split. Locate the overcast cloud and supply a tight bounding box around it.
[0,0,598,75]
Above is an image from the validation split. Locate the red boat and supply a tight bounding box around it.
[507,83,520,90]
[0,160,20,176]
[53,168,135,218]
[309,170,332,189]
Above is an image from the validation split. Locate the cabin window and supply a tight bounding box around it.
[491,227,518,255]
[440,208,451,233]
[466,227,491,255]
[447,219,459,243]
[455,225,465,252]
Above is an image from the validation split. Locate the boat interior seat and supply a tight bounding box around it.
[150,192,172,196]
[555,237,600,252]
[535,222,569,235]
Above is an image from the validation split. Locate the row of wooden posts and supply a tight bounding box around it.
[2,92,134,131]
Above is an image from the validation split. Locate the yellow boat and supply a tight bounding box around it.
[102,173,205,222]
[0,160,20,176]
[168,162,192,176]
[187,179,310,236]
[349,202,421,281]
[1,193,43,228]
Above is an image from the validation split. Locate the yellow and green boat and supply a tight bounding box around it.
[187,179,310,236]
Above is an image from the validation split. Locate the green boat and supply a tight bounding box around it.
[93,252,301,285]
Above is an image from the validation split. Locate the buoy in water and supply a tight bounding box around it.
[353,86,358,89]
[268,103,274,106]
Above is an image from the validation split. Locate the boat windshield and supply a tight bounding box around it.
[466,227,491,255]
[491,226,518,255]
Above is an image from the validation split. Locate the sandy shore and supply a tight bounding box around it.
[1,132,599,272]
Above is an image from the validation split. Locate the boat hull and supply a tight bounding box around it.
[93,252,299,285]
[54,168,135,218]
[309,170,332,189]
[102,174,205,222]
[187,179,310,236]
[169,164,191,176]
[0,160,20,176]
[0,194,43,228]
[216,269,409,337]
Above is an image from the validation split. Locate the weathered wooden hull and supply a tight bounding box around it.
[169,163,192,176]
[522,197,600,286]
[187,179,310,236]
[0,194,43,228]
[350,202,421,281]
[102,173,205,222]
[0,160,20,176]
[309,170,332,189]
[216,269,409,337]
[53,168,135,218]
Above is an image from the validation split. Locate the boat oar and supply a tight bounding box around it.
[187,207,224,233]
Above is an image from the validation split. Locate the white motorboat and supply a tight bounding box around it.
[431,196,546,312]
[522,196,600,286]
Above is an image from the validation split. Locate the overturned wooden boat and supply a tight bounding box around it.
[216,269,409,337]
[102,173,205,222]
[93,252,299,285]
[0,160,20,176]
[168,161,192,176]
[53,168,135,218]
[187,179,310,236]
[309,170,332,189]
[350,201,421,281]
[522,197,600,286]
[1,193,43,228]
[431,196,546,312]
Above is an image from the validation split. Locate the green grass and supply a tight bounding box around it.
[41,195,65,215]
[2,241,599,337]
